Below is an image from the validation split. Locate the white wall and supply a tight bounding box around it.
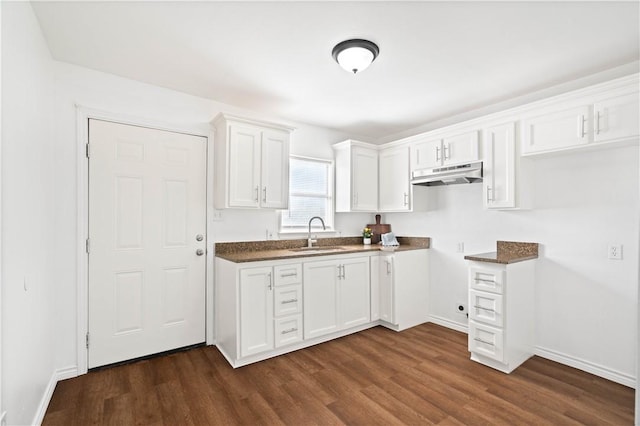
[1,3,57,425]
[385,144,639,384]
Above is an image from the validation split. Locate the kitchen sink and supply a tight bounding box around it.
[289,246,346,253]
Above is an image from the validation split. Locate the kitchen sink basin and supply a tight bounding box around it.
[289,246,346,253]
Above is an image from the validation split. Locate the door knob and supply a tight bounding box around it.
[196,249,204,256]
[196,234,204,241]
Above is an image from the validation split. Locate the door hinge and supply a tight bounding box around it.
[85,238,90,254]
[85,143,90,158]
[86,332,90,349]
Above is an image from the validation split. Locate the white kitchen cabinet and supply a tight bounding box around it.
[213,113,293,209]
[522,83,639,156]
[482,121,534,210]
[239,267,274,357]
[379,145,411,212]
[334,140,378,212]
[467,260,535,373]
[410,130,479,173]
[375,250,429,331]
[521,105,591,155]
[593,91,639,143]
[303,256,370,339]
[273,263,304,348]
[410,137,442,171]
[215,258,303,364]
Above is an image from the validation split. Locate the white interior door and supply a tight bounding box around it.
[88,119,206,368]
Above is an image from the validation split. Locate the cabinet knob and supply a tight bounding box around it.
[196,249,204,256]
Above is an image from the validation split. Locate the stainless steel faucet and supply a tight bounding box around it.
[307,216,326,247]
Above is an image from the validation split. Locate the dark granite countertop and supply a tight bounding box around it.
[215,236,430,263]
[464,241,538,264]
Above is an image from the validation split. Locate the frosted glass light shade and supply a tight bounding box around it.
[332,39,379,74]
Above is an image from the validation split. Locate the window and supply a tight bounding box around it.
[280,156,334,232]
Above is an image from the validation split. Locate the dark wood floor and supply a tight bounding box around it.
[43,323,634,425]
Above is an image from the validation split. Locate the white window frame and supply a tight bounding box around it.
[279,155,335,234]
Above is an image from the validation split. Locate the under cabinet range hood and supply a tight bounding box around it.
[411,161,483,186]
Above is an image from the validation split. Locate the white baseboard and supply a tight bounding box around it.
[33,366,78,425]
[428,314,469,334]
[427,317,635,388]
[534,346,635,389]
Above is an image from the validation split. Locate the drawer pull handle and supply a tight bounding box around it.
[474,278,496,284]
[280,272,298,278]
[281,299,298,304]
[474,337,495,346]
[473,305,496,313]
[281,328,298,335]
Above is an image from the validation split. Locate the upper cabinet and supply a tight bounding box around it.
[593,91,639,143]
[379,145,411,212]
[482,121,532,210]
[213,114,294,209]
[334,140,379,212]
[522,78,639,156]
[411,130,480,172]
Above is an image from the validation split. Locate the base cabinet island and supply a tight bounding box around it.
[215,237,430,368]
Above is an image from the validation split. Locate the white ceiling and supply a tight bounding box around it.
[31,1,639,140]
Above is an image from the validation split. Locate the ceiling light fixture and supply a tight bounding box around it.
[332,39,379,74]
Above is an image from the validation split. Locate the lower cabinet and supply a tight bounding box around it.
[216,249,428,368]
[216,259,304,363]
[467,260,535,373]
[373,250,430,331]
[303,256,370,339]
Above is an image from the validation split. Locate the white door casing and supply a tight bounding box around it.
[88,119,207,368]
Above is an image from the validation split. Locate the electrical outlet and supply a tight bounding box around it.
[211,210,223,222]
[608,244,622,260]
[456,242,465,253]
[456,302,467,315]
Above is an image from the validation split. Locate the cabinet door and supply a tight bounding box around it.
[484,123,516,209]
[303,260,339,339]
[379,256,395,324]
[351,147,378,211]
[339,257,371,329]
[228,125,261,208]
[594,91,639,143]
[239,267,274,357]
[379,146,411,212]
[522,105,591,155]
[261,130,289,209]
[411,138,442,171]
[442,130,479,165]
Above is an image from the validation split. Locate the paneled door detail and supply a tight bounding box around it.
[88,119,206,368]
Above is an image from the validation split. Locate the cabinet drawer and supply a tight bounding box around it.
[469,289,504,327]
[274,264,302,286]
[274,284,302,317]
[275,314,303,348]
[469,321,504,362]
[469,266,504,294]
